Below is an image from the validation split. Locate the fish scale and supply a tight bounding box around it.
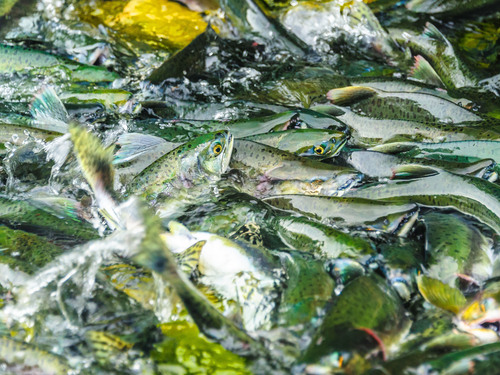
[0,44,119,82]
[346,170,500,234]
[315,105,500,147]
[230,139,361,196]
[128,131,233,200]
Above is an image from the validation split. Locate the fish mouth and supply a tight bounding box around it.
[330,137,349,157]
[222,132,234,173]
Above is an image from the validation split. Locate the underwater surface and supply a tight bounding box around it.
[0,0,499,373]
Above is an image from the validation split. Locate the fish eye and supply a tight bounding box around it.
[314,145,325,155]
[212,143,223,155]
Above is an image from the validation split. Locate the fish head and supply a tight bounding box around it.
[197,131,234,177]
[299,132,349,159]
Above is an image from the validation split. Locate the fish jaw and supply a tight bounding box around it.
[221,132,234,174]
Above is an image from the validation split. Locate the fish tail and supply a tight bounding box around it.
[409,55,445,88]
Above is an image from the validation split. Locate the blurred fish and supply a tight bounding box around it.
[0,44,120,82]
[407,0,498,16]
[0,0,17,17]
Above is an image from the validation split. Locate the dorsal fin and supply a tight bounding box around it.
[423,22,448,44]
[113,133,171,164]
[30,87,69,133]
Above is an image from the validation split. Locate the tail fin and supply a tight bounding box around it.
[417,275,466,314]
[30,87,69,133]
[409,55,445,88]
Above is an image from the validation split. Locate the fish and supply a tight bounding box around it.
[220,109,347,138]
[130,201,281,370]
[164,222,339,338]
[302,273,411,363]
[0,195,98,240]
[114,127,349,182]
[0,0,17,17]
[313,104,500,147]
[0,225,63,274]
[246,65,473,108]
[0,336,71,375]
[127,131,234,202]
[245,129,349,159]
[370,140,500,164]
[0,44,120,82]
[163,222,283,332]
[406,0,499,17]
[59,87,132,109]
[326,85,486,124]
[0,87,71,146]
[422,212,494,285]
[274,215,375,259]
[346,150,495,179]
[344,169,500,234]
[229,139,361,197]
[276,250,335,332]
[263,194,418,233]
[399,23,500,100]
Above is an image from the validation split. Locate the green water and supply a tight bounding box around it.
[0,0,499,373]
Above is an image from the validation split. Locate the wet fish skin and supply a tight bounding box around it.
[326,85,489,125]
[0,195,98,240]
[0,225,63,274]
[0,336,71,375]
[370,140,500,164]
[403,23,479,93]
[313,104,500,147]
[0,44,119,82]
[189,235,283,331]
[246,129,349,159]
[114,128,349,183]
[132,203,280,369]
[128,131,234,200]
[406,0,498,16]
[346,149,495,179]
[422,212,492,285]
[302,273,411,362]
[230,139,361,197]
[345,170,500,235]
[264,194,418,232]
[274,215,375,259]
[276,250,335,331]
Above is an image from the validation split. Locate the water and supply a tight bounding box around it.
[0,0,499,373]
